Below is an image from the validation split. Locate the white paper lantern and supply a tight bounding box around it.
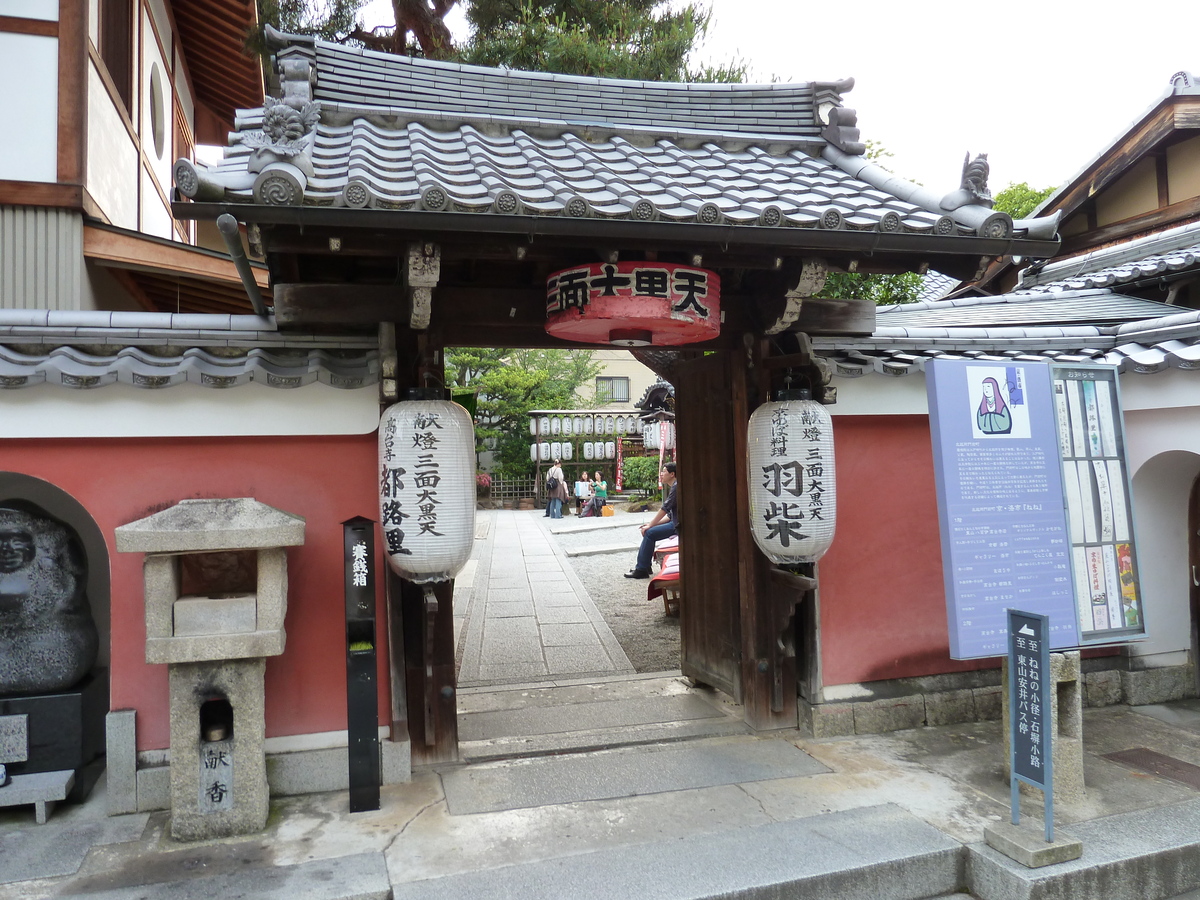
[539,416,550,435]
[663,422,676,450]
[573,416,583,434]
[379,397,475,583]
[605,440,615,459]
[551,441,562,460]
[746,393,836,565]
[539,442,550,461]
[562,442,573,461]
[529,418,537,435]
[584,416,594,435]
[642,424,655,449]
[616,416,627,434]
[605,416,615,434]
[583,441,595,460]
[530,443,538,461]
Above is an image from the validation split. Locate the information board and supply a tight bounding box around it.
[928,360,1146,658]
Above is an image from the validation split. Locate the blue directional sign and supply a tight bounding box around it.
[1008,609,1053,841]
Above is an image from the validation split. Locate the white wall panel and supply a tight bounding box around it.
[0,1,58,18]
[86,61,139,228]
[140,166,173,239]
[0,34,58,182]
[0,382,380,437]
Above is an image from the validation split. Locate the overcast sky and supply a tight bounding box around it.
[358,0,1197,196]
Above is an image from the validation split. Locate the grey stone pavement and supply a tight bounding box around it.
[456,508,651,685]
[6,507,1200,898]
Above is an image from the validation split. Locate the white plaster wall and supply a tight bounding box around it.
[1128,449,1200,664]
[140,7,172,192]
[87,0,98,44]
[140,166,173,239]
[828,371,929,416]
[0,382,380,437]
[0,0,57,18]
[86,62,139,228]
[0,33,58,183]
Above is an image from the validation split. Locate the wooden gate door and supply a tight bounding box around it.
[674,351,743,700]
[674,349,804,729]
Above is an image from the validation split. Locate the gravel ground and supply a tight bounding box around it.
[551,510,681,673]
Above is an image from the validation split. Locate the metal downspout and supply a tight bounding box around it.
[217,214,270,318]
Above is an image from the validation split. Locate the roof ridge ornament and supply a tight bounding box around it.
[821,107,865,155]
[940,152,993,211]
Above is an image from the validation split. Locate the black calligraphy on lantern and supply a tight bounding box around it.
[546,264,712,319]
[770,408,789,458]
[760,410,829,546]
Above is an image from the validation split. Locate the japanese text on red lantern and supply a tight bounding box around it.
[546,264,712,318]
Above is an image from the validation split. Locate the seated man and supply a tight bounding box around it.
[624,463,677,579]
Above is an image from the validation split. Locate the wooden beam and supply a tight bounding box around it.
[1047,98,1200,218]
[0,180,84,209]
[0,15,57,36]
[1059,194,1200,256]
[57,0,86,185]
[83,225,269,288]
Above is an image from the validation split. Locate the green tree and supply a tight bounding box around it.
[447,348,602,478]
[620,455,660,498]
[251,0,457,59]
[248,0,368,61]
[817,272,923,306]
[992,182,1056,219]
[460,0,744,82]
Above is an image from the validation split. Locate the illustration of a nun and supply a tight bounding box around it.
[977,377,1012,435]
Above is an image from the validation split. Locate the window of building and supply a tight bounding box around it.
[596,376,630,403]
[99,0,134,114]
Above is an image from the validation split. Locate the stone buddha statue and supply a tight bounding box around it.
[0,507,97,695]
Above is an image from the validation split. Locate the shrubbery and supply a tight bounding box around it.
[621,456,662,497]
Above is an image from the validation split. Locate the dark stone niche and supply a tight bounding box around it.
[0,505,98,696]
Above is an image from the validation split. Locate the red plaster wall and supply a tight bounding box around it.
[819,416,994,686]
[0,435,386,751]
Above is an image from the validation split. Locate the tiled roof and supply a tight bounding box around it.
[177,35,1060,245]
[0,311,378,390]
[918,270,960,302]
[876,289,1178,329]
[1018,219,1200,291]
[817,213,1200,378]
[309,41,831,141]
[207,115,960,231]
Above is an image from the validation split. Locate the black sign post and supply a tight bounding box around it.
[1008,609,1053,841]
[343,516,380,813]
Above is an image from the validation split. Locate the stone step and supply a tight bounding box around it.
[52,851,390,900]
[967,797,1200,900]
[456,684,748,761]
[443,735,828,815]
[390,803,963,900]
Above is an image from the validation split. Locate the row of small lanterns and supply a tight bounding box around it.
[381,389,837,585]
[529,441,617,461]
[530,414,640,436]
[642,422,677,451]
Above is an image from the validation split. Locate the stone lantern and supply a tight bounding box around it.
[115,498,304,841]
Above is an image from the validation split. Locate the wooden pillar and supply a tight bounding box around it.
[733,339,798,730]
[382,323,460,764]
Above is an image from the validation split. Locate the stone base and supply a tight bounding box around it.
[984,820,1083,868]
[168,659,268,841]
[0,670,107,802]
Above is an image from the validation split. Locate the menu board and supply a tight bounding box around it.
[927,360,1146,659]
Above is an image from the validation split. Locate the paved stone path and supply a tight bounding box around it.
[457,509,636,686]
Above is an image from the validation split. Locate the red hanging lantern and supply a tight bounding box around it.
[545,262,721,346]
